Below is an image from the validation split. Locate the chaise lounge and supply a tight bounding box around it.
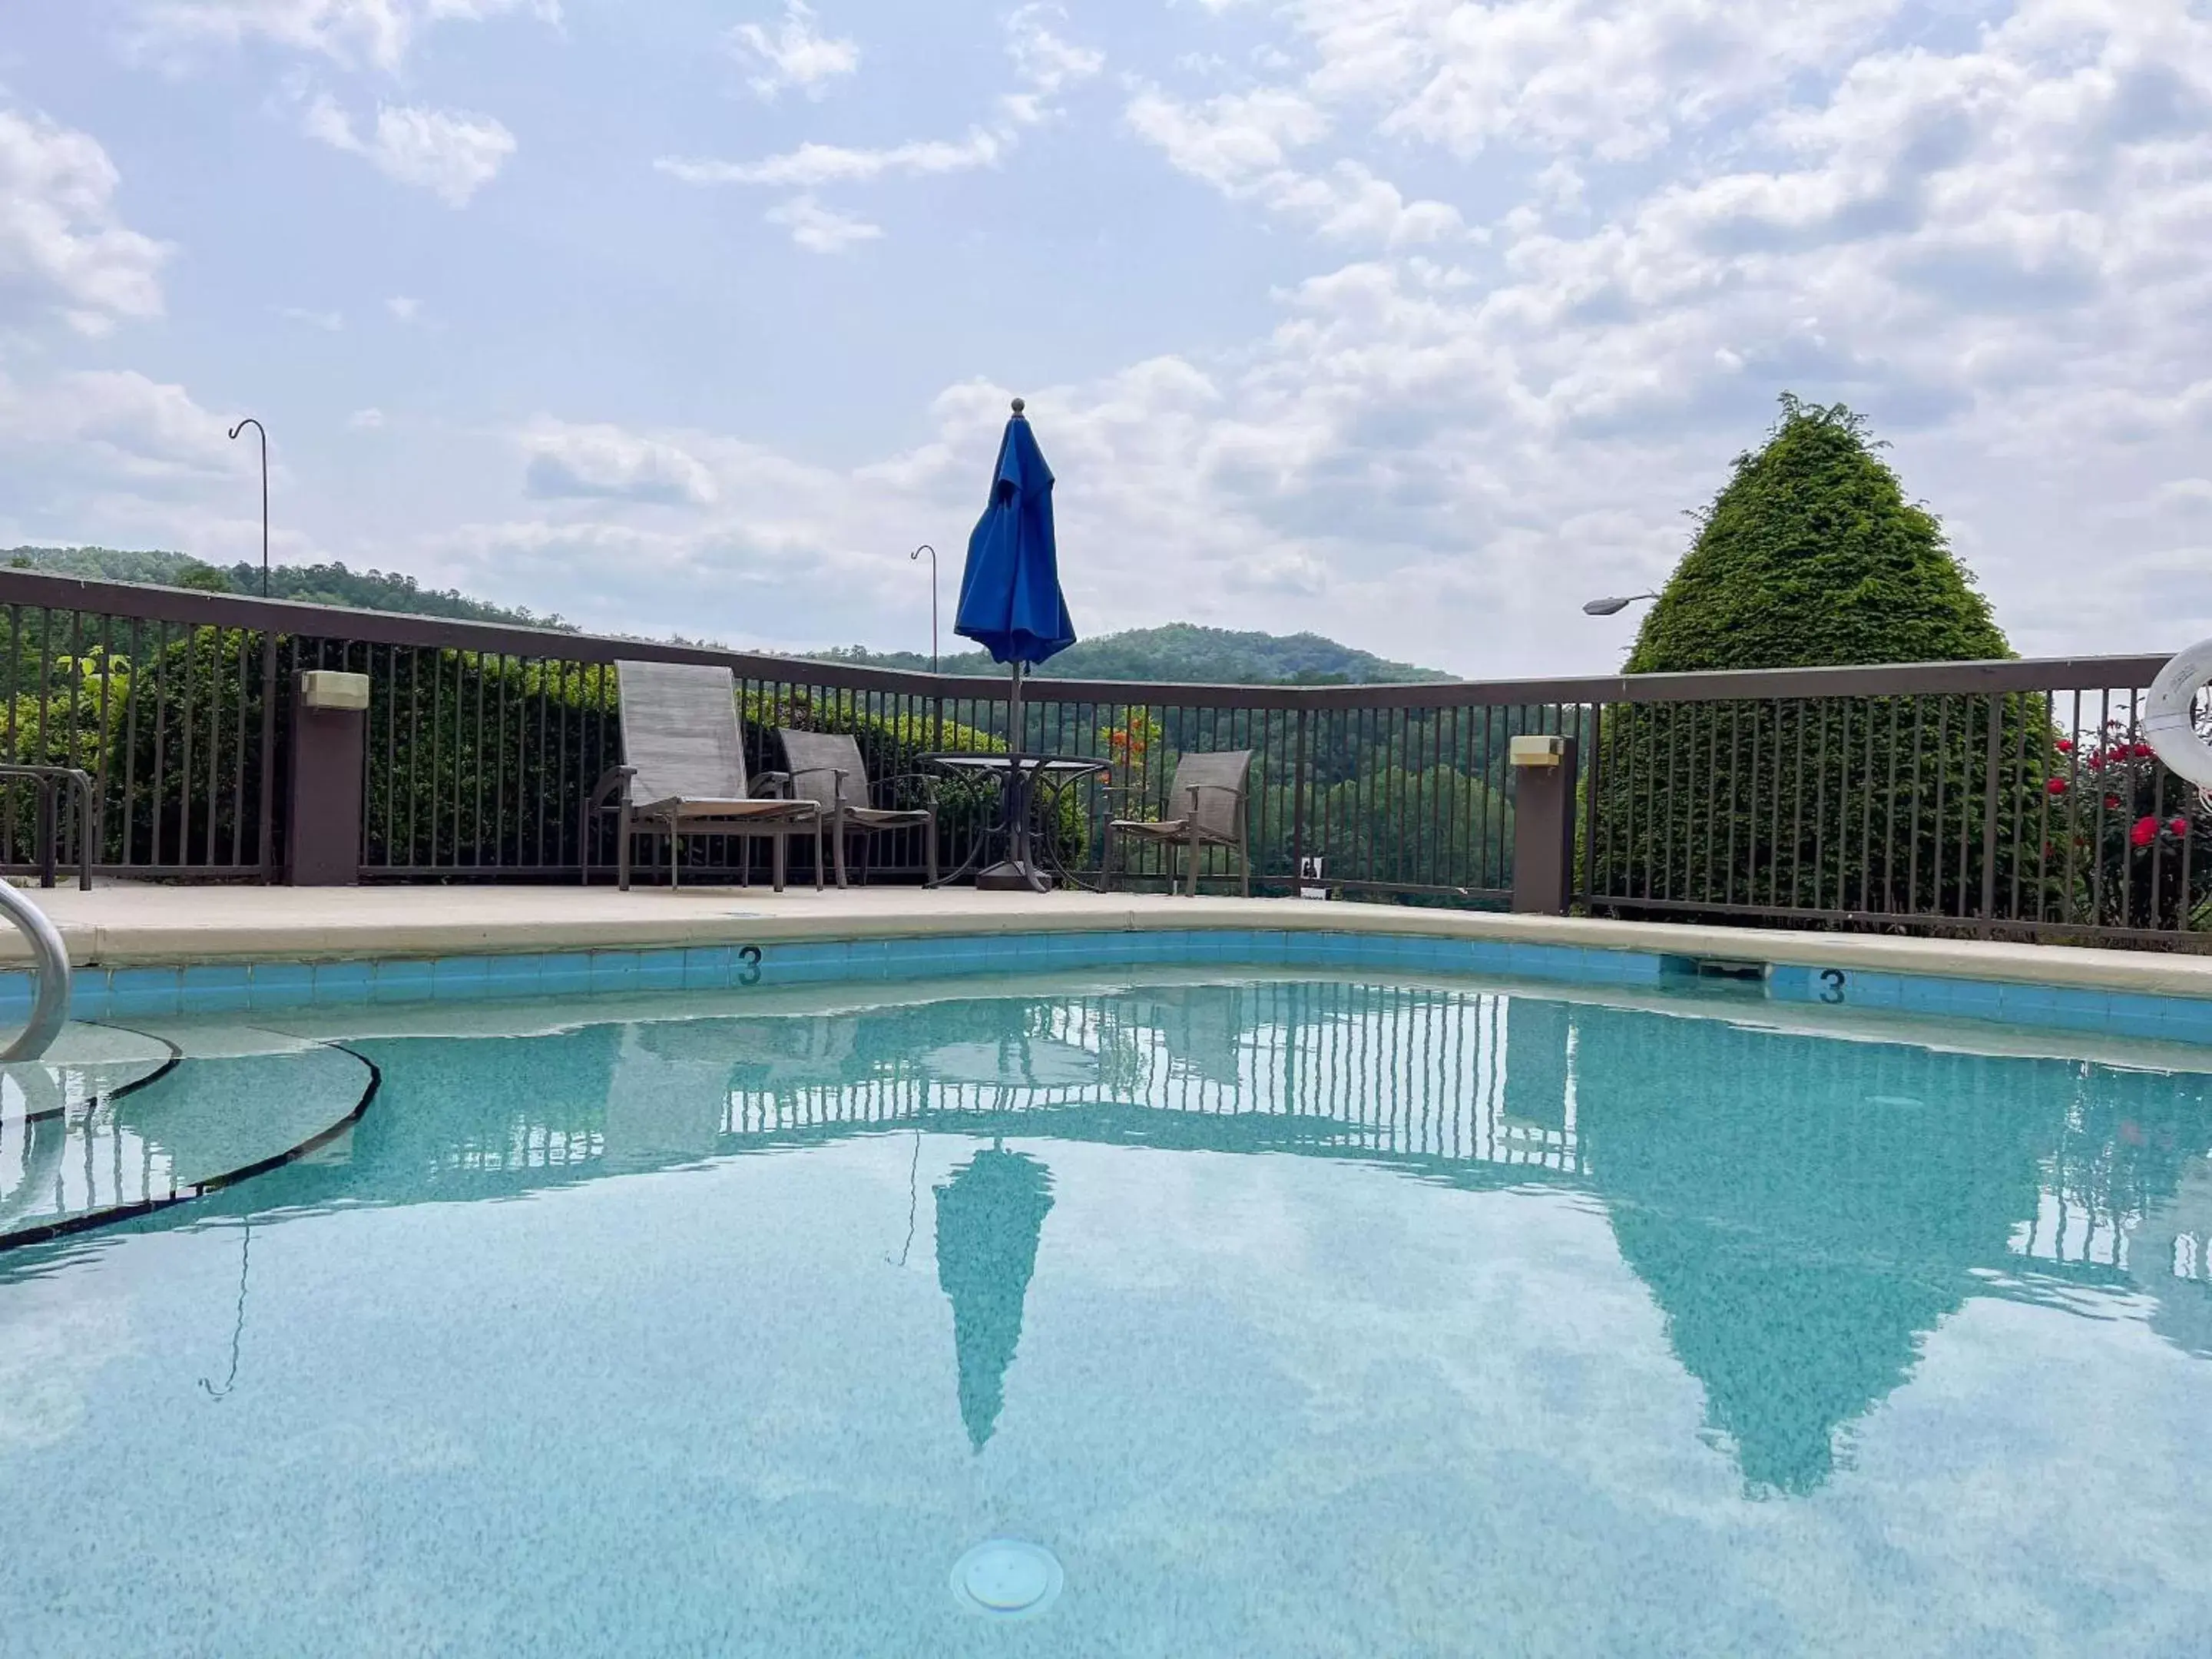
[583,661,825,891]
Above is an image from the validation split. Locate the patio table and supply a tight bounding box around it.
[919,753,1110,892]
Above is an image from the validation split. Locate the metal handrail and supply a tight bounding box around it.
[0,766,95,890]
[0,882,69,1062]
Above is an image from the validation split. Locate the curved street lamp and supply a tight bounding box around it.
[1581,590,1660,617]
[911,543,939,674]
[227,419,268,598]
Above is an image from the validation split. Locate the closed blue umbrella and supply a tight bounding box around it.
[954,398,1076,671]
[953,399,1077,889]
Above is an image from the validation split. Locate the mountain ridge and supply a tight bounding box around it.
[812,623,1449,686]
[2,547,1452,686]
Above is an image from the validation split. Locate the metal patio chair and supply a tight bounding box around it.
[583,661,823,892]
[1103,749,1253,897]
[776,729,939,888]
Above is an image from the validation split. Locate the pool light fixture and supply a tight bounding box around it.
[949,1538,1064,1620]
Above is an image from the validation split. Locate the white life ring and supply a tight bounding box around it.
[2144,639,2212,790]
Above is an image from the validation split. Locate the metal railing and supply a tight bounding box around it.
[0,568,2195,947]
[0,880,71,1061]
[1576,656,2189,942]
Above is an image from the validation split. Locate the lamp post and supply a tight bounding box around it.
[911,543,939,674]
[227,419,269,598]
[1581,590,1660,617]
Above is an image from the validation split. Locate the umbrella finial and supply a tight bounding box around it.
[1010,397,1025,417]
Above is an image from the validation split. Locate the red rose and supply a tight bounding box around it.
[2131,816,2159,847]
[2045,777,2068,795]
[2134,743,2154,757]
[2055,737,2075,753]
[2105,795,2122,810]
[2172,816,2190,836]
[2088,753,2104,770]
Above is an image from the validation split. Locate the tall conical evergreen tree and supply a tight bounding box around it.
[1626,395,2010,674]
[1589,396,2050,926]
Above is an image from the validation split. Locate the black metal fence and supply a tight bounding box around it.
[0,569,2195,947]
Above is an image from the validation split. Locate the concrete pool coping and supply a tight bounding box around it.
[8,881,2212,998]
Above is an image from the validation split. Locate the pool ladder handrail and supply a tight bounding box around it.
[0,880,69,1062]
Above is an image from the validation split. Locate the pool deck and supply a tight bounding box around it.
[8,881,2212,999]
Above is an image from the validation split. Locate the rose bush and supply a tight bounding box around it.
[2044,720,2206,930]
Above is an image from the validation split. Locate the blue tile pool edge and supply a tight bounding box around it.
[7,929,2209,1048]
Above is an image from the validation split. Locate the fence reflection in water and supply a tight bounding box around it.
[267,978,2212,1495]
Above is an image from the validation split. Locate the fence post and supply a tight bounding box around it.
[1979,693,2002,928]
[1579,703,1601,908]
[1511,736,1578,915]
[255,631,278,882]
[286,670,368,885]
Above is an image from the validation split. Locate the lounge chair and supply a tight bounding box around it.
[583,661,823,891]
[1103,749,1253,897]
[777,729,939,888]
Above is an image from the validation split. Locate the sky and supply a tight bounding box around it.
[2,0,2210,677]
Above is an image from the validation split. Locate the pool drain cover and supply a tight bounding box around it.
[950,1539,1063,1619]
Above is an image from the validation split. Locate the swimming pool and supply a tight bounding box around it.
[2,967,2208,1654]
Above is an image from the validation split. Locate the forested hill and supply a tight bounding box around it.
[2,545,571,631]
[813,624,1449,687]
[3,548,1448,685]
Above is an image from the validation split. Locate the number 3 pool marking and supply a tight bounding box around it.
[738,945,763,986]
[1819,969,1846,1005]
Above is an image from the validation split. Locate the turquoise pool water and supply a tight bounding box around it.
[2,975,2210,1655]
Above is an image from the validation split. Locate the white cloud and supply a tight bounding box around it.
[1124,86,1331,189]
[348,406,385,429]
[0,368,250,486]
[280,304,343,329]
[0,366,316,567]
[1001,2,1104,124]
[521,421,720,507]
[303,94,516,206]
[385,294,419,322]
[1124,87,1463,244]
[657,128,1002,190]
[0,110,169,335]
[1287,0,1906,161]
[656,7,1099,210]
[1265,161,1466,243]
[128,0,563,75]
[725,2,859,101]
[764,194,882,253]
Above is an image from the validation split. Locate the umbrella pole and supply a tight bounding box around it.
[979,661,1047,892]
[1008,661,1032,882]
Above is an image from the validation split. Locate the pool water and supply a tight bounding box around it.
[2,975,2210,1656]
